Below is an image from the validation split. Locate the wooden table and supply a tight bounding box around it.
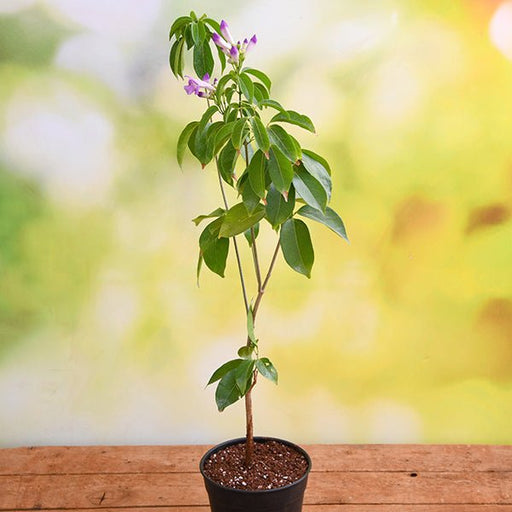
[1,445,511,510]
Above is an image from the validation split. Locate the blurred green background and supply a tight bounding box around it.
[1,0,511,446]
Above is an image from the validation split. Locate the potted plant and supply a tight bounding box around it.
[169,11,348,512]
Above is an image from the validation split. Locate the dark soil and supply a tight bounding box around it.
[202,439,309,491]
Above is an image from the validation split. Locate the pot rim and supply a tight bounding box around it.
[199,436,312,494]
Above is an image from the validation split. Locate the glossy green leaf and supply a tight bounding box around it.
[243,67,272,91]
[239,73,254,102]
[292,164,327,212]
[199,217,229,277]
[192,207,225,226]
[169,16,191,40]
[215,370,241,411]
[231,118,248,151]
[259,99,288,115]
[238,345,255,359]
[253,83,269,103]
[171,37,185,78]
[241,178,261,214]
[280,218,314,278]
[268,125,300,163]
[217,141,238,185]
[190,22,200,44]
[177,121,198,167]
[208,359,243,385]
[188,124,212,166]
[301,153,332,199]
[268,145,294,194]
[193,40,214,78]
[302,149,331,176]
[234,359,255,394]
[219,202,266,238]
[199,105,219,131]
[247,150,267,199]
[250,117,270,156]
[204,18,221,33]
[270,110,316,133]
[265,184,295,229]
[297,205,348,241]
[212,121,236,154]
[256,358,278,384]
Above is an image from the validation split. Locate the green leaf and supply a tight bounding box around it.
[244,222,259,246]
[231,118,248,151]
[297,205,349,241]
[268,145,294,194]
[243,67,272,91]
[192,207,225,226]
[193,40,214,78]
[256,358,278,384]
[208,359,243,385]
[171,37,185,79]
[280,218,314,278]
[219,202,266,238]
[212,121,236,154]
[215,74,233,102]
[190,123,213,167]
[215,370,241,411]
[259,99,288,115]
[270,110,316,133]
[301,153,332,199]
[247,150,267,199]
[218,141,238,185]
[199,105,219,131]
[292,164,327,213]
[169,16,191,40]
[247,306,257,344]
[268,125,301,163]
[204,18,221,33]
[239,73,254,102]
[234,359,255,394]
[253,82,270,103]
[238,345,255,359]
[196,250,203,286]
[199,218,229,277]
[191,22,200,44]
[250,117,270,156]
[265,184,295,229]
[302,149,331,176]
[177,121,198,167]
[241,178,261,214]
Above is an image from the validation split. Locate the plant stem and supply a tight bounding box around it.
[216,166,249,314]
[253,239,281,317]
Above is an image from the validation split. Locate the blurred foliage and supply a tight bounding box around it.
[0,0,511,445]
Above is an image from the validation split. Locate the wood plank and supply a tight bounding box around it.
[3,507,512,512]
[1,471,511,509]
[2,445,511,476]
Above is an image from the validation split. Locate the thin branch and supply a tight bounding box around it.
[253,239,281,319]
[216,165,249,314]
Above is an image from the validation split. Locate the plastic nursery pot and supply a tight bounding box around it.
[199,437,311,512]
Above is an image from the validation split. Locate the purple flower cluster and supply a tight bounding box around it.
[212,20,257,64]
[184,73,217,98]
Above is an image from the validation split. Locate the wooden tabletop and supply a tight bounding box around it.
[1,444,511,511]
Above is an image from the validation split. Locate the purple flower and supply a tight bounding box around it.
[220,20,235,45]
[211,21,258,65]
[229,45,239,63]
[184,74,216,98]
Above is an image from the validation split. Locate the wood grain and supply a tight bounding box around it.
[0,445,511,511]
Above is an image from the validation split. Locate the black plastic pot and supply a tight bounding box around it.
[199,437,311,512]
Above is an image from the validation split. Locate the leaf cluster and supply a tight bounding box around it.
[170,14,348,412]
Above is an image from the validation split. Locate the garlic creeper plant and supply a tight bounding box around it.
[169,12,348,465]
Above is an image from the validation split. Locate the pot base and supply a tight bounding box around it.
[200,437,311,512]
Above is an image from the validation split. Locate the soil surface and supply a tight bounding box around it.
[202,439,309,490]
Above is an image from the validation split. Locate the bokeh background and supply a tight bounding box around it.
[1,0,511,447]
